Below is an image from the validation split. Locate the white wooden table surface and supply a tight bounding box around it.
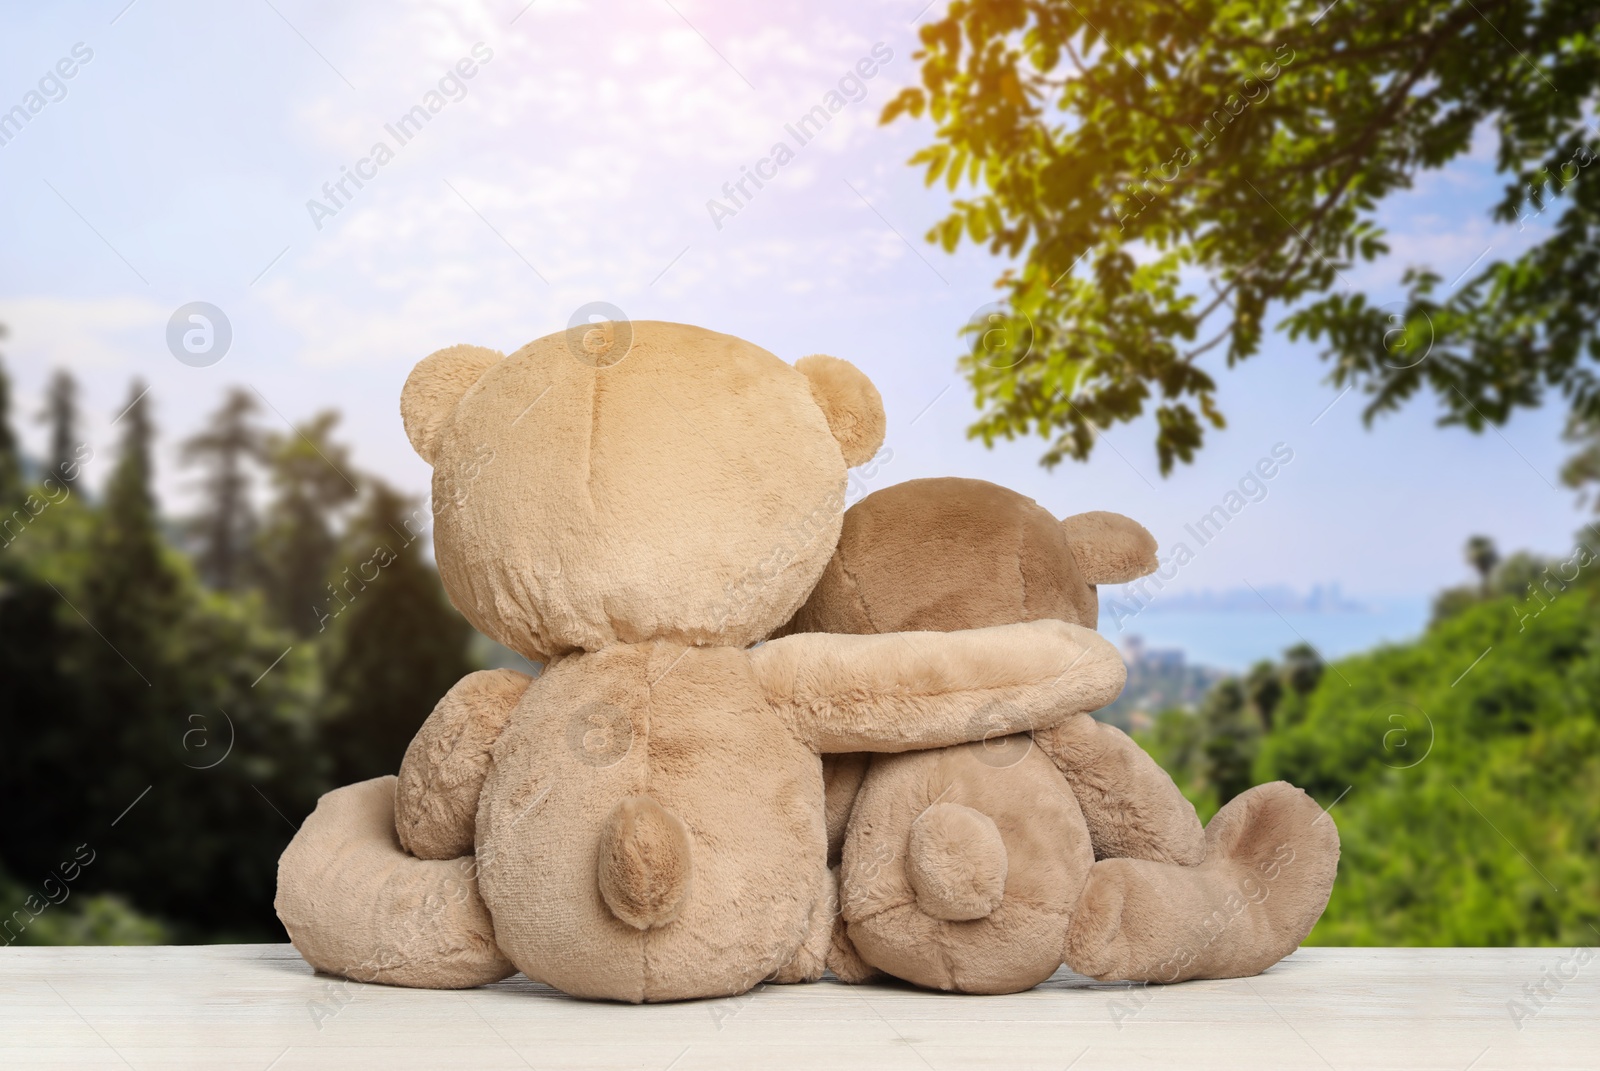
[2,945,1594,1070]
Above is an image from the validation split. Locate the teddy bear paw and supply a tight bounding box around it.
[1062,868,1132,980]
[1200,781,1341,965]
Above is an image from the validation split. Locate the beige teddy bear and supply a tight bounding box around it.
[783,477,1341,993]
[274,323,1130,1001]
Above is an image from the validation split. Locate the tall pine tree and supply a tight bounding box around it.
[180,388,264,590]
[39,369,80,484]
[322,482,474,784]
[0,348,100,912]
[87,381,175,622]
[259,411,358,634]
[75,382,189,905]
[0,345,69,891]
[0,343,22,504]
[35,383,331,939]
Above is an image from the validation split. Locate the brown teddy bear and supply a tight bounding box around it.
[782,477,1341,993]
[275,323,1132,1002]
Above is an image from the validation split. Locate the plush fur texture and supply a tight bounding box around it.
[395,668,530,860]
[274,776,514,989]
[843,741,1094,994]
[1033,712,1205,865]
[1063,781,1339,981]
[401,345,503,465]
[794,354,886,467]
[276,323,1133,1003]
[749,618,1126,754]
[1057,510,1159,584]
[782,476,1099,636]
[465,621,1122,1002]
[596,796,695,930]
[411,322,864,662]
[821,753,870,867]
[784,476,1340,993]
[906,803,1010,921]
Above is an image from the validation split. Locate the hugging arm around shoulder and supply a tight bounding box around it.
[748,618,1126,754]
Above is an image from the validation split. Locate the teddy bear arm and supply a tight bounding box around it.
[749,619,1125,754]
[1034,713,1206,865]
[396,668,532,859]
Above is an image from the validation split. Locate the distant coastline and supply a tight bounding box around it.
[1107,582,1369,615]
[1099,593,1431,674]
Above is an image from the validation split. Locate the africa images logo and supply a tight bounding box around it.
[705,42,893,231]
[305,43,494,231]
[0,42,94,149]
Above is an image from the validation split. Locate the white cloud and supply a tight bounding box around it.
[0,295,166,371]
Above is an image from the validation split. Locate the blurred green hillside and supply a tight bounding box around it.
[1139,545,1600,946]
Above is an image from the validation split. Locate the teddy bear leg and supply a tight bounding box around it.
[1062,781,1340,983]
[1034,713,1206,865]
[276,776,516,989]
[395,668,531,859]
[768,866,849,984]
[822,753,870,868]
[825,895,881,984]
[841,740,1095,994]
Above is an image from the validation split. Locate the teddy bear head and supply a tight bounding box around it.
[782,476,1158,636]
[400,321,885,662]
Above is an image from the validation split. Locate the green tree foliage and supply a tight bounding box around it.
[1432,542,1557,626]
[0,384,313,939]
[1558,412,1600,508]
[1465,535,1501,596]
[1198,678,1258,806]
[73,382,189,865]
[259,412,359,635]
[0,381,475,944]
[0,350,22,504]
[39,369,81,485]
[886,0,1600,471]
[0,496,92,920]
[1245,658,1285,731]
[1141,546,1599,946]
[180,388,265,591]
[1282,641,1324,699]
[320,483,474,785]
[1258,585,1598,946]
[86,382,178,632]
[1145,700,1206,790]
[0,861,168,946]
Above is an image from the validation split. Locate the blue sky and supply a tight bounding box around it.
[0,0,1585,611]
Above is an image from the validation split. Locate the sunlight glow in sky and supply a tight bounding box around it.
[0,0,1584,611]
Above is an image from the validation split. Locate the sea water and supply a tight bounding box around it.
[1099,596,1433,672]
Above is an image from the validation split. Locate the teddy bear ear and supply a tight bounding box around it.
[795,354,886,468]
[1059,511,1159,584]
[400,345,503,465]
